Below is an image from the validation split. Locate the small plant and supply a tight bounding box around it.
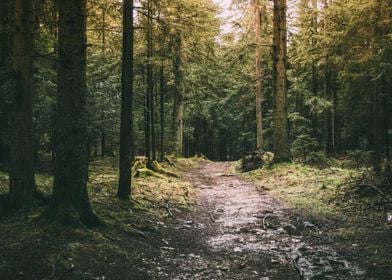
[304,151,331,168]
[291,134,319,161]
[347,149,374,169]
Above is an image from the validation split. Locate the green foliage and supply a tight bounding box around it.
[347,150,375,168]
[288,0,391,171]
[291,134,319,160]
[4,0,391,166]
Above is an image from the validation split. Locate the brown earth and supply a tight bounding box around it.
[145,162,366,280]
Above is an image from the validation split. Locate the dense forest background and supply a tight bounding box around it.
[0,0,391,215]
[1,0,390,163]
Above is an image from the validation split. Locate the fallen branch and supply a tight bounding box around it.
[262,214,270,230]
[208,212,215,223]
[163,155,176,167]
[135,168,167,179]
[292,257,305,279]
[164,203,175,219]
[50,253,61,279]
[358,184,392,204]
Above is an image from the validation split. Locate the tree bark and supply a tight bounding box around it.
[144,0,154,160]
[43,0,100,226]
[118,0,134,200]
[382,76,391,175]
[100,6,106,158]
[173,33,184,156]
[254,0,263,149]
[0,0,13,166]
[149,10,156,161]
[311,0,318,139]
[372,88,382,174]
[272,0,290,162]
[2,0,36,214]
[159,64,165,161]
[158,9,165,162]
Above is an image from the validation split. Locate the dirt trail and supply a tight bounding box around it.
[146,162,366,280]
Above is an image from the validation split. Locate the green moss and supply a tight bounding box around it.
[238,161,358,217]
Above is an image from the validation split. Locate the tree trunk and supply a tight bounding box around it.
[144,0,153,160]
[118,0,134,200]
[254,0,263,149]
[159,64,165,161]
[0,0,13,167]
[100,7,106,158]
[173,33,184,156]
[324,56,331,153]
[272,0,290,162]
[147,0,155,160]
[2,0,36,214]
[382,77,391,175]
[158,8,165,162]
[372,88,382,174]
[43,0,100,226]
[311,0,318,139]
[331,70,337,153]
[101,130,106,157]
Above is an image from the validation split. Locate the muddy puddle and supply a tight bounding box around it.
[147,162,367,280]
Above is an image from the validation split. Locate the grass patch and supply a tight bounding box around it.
[240,162,357,216]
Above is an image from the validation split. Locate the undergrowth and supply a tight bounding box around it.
[0,156,206,279]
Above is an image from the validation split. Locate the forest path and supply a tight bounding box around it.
[147,162,365,280]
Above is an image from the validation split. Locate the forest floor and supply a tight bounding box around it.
[0,157,392,279]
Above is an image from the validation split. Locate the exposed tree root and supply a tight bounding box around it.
[0,190,50,216]
[148,160,179,177]
[163,155,176,167]
[41,203,102,228]
[132,157,179,178]
[134,168,167,179]
[195,153,209,160]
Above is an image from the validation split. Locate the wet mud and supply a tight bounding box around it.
[146,162,366,280]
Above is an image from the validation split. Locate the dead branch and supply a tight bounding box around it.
[164,203,175,219]
[358,184,390,202]
[208,212,215,223]
[262,214,270,230]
